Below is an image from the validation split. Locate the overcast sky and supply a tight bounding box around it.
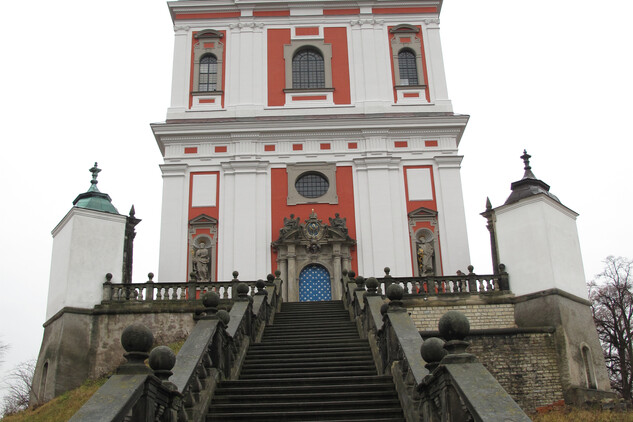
[1,0,631,402]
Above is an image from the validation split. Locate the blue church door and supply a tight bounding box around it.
[299,264,332,302]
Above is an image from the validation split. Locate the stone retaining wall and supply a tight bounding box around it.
[409,303,516,331]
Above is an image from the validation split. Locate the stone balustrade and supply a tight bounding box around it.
[73,275,282,422]
[370,264,510,297]
[342,269,531,422]
[102,271,264,303]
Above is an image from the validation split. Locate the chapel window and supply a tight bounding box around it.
[292,48,325,89]
[199,54,218,92]
[398,49,419,86]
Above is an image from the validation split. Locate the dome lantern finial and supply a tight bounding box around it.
[520,149,536,180]
[89,162,101,186]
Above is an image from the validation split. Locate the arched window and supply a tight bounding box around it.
[292,48,325,89]
[199,54,217,92]
[581,345,597,389]
[398,49,418,86]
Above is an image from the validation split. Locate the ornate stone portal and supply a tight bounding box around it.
[272,211,355,302]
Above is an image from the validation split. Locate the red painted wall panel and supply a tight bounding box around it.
[324,27,351,105]
[267,29,291,106]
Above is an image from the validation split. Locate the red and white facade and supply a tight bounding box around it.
[152,0,471,296]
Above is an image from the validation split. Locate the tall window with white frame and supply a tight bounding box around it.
[199,54,218,92]
[398,49,418,86]
[292,48,325,89]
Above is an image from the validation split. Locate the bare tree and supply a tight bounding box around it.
[589,256,633,402]
[0,341,7,366]
[1,360,36,417]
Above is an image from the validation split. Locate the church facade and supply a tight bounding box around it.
[152,0,471,302]
[31,0,616,412]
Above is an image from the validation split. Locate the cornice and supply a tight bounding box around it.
[152,114,468,139]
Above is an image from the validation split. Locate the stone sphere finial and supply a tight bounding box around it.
[498,263,506,272]
[121,323,154,354]
[149,346,176,381]
[386,283,404,301]
[118,323,154,375]
[438,311,470,341]
[467,265,474,274]
[380,302,389,316]
[274,269,281,277]
[147,272,154,283]
[267,273,275,283]
[421,337,446,363]
[421,337,447,371]
[105,273,113,283]
[342,269,348,276]
[202,292,220,310]
[366,277,379,294]
[384,267,391,277]
[256,279,267,295]
[237,282,250,296]
[189,272,197,282]
[217,309,230,326]
[232,270,239,281]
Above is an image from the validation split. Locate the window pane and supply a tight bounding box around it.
[199,54,218,92]
[292,49,325,89]
[398,50,418,86]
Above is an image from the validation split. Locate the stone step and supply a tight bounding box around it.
[242,355,374,367]
[219,375,392,388]
[213,388,397,402]
[207,407,405,421]
[210,398,401,412]
[239,369,377,379]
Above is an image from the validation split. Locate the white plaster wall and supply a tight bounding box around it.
[46,208,126,320]
[218,161,270,280]
[165,5,455,121]
[434,155,471,275]
[353,157,412,277]
[158,164,188,282]
[495,195,588,300]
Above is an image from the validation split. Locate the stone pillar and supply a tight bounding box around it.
[332,244,342,300]
[354,156,411,277]
[169,26,190,115]
[277,253,288,302]
[434,155,471,275]
[158,164,188,282]
[287,244,297,302]
[219,160,270,280]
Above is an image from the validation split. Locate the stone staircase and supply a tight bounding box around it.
[207,300,406,421]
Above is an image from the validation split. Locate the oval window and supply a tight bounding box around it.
[295,172,329,198]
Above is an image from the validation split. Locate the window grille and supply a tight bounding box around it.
[398,49,418,86]
[295,173,329,198]
[199,55,218,91]
[292,49,325,89]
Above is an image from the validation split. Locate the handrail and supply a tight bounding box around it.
[343,271,531,422]
[70,325,180,422]
[102,274,262,303]
[72,276,282,422]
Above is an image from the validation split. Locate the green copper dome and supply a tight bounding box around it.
[72,162,120,214]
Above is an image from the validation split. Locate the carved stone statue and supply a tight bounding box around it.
[329,213,348,234]
[194,242,211,282]
[417,239,434,275]
[280,214,300,236]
